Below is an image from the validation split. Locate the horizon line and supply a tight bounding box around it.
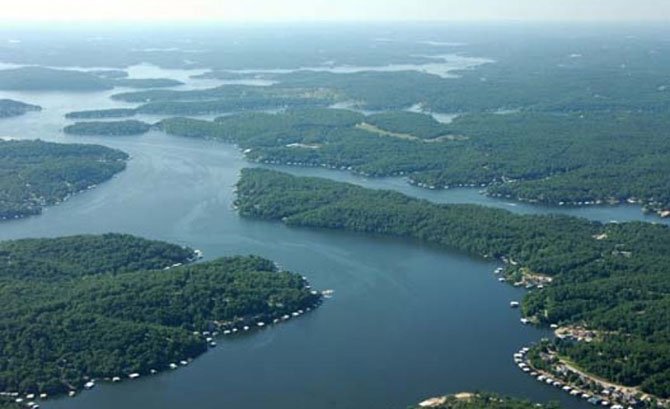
[1,18,669,26]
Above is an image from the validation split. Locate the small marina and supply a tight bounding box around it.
[513,345,668,408]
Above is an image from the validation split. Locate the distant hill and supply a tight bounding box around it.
[64,120,152,136]
[0,99,41,118]
[0,66,112,91]
[0,66,183,91]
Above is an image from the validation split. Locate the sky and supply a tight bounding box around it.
[0,0,669,22]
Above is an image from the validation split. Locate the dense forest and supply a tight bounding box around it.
[99,35,670,217]
[111,84,339,104]
[0,99,41,118]
[105,35,670,217]
[0,66,182,91]
[0,401,19,409]
[0,67,112,91]
[105,35,670,114]
[411,393,560,409]
[64,120,152,136]
[159,109,670,215]
[108,78,184,88]
[235,169,670,398]
[0,234,320,396]
[65,108,137,119]
[364,111,452,140]
[267,36,670,114]
[110,85,338,115]
[0,140,128,219]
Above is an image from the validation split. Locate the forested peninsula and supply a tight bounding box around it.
[235,168,670,399]
[0,66,182,91]
[64,120,152,136]
[0,140,128,220]
[0,234,321,399]
[111,85,337,115]
[65,108,137,119]
[0,100,41,118]
[159,108,670,217]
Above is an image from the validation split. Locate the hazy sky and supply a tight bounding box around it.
[1,0,669,22]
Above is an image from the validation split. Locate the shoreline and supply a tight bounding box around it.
[513,343,668,408]
[2,296,326,407]
[0,251,327,406]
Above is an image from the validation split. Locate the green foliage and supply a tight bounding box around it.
[0,140,128,220]
[365,111,452,140]
[0,67,111,91]
[65,108,137,119]
[236,169,670,397]
[418,112,670,211]
[0,400,20,409]
[0,100,41,118]
[63,120,152,136]
[158,110,469,179]
[160,108,670,212]
[0,67,180,92]
[109,78,184,88]
[0,234,319,396]
[272,37,670,113]
[112,85,338,115]
[0,233,194,281]
[112,84,333,103]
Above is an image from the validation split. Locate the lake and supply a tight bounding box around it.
[0,64,659,409]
